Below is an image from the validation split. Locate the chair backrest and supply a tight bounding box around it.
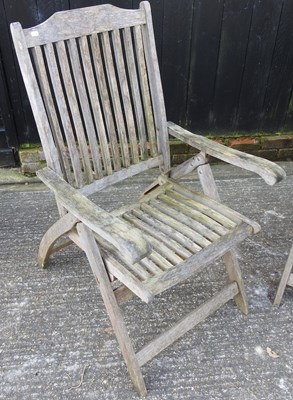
[11,1,170,189]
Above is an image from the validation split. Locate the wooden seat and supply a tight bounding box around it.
[11,1,286,395]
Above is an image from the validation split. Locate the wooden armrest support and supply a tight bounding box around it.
[167,122,286,185]
[37,167,150,264]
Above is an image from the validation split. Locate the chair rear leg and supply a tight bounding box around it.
[38,213,78,267]
[76,223,147,396]
[223,250,249,315]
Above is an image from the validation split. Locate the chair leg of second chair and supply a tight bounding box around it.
[273,243,293,307]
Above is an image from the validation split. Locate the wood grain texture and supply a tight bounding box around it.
[136,282,239,366]
[76,223,147,396]
[168,122,286,186]
[23,5,146,47]
[10,23,61,173]
[37,167,150,265]
[273,243,293,306]
[38,212,78,267]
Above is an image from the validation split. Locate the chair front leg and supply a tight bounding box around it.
[197,158,249,314]
[76,223,147,396]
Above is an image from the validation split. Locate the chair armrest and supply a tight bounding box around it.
[37,167,150,264]
[167,122,286,185]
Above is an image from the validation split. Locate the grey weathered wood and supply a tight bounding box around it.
[23,5,146,47]
[90,33,121,172]
[37,167,150,265]
[123,27,148,160]
[101,31,130,167]
[44,42,83,187]
[76,223,147,396]
[67,37,103,180]
[10,23,61,174]
[38,213,78,267]
[31,46,73,183]
[133,24,157,157]
[131,208,202,253]
[123,212,192,259]
[114,285,136,304]
[273,243,293,306]
[12,2,287,395]
[79,36,112,176]
[112,29,139,164]
[140,202,205,247]
[136,282,238,366]
[155,195,223,240]
[140,1,170,170]
[197,157,249,314]
[165,189,236,232]
[142,153,207,195]
[149,199,213,247]
[166,178,261,233]
[168,122,286,185]
[56,40,94,184]
[146,223,253,296]
[80,156,163,196]
[103,254,154,303]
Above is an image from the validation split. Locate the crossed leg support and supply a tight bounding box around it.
[74,221,247,395]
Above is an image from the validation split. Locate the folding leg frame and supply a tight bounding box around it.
[72,219,247,395]
[273,243,293,307]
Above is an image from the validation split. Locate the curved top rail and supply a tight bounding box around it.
[16,4,146,48]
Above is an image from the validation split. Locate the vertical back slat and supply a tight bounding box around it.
[79,35,113,176]
[90,33,121,172]
[101,31,131,167]
[44,42,83,187]
[31,46,74,184]
[140,1,170,169]
[123,27,148,160]
[56,40,93,184]
[133,25,157,157]
[67,38,104,179]
[13,3,170,189]
[112,29,139,164]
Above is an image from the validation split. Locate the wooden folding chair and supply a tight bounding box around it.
[273,243,293,306]
[11,2,285,394]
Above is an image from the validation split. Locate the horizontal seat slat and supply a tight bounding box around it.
[154,195,223,239]
[168,179,260,233]
[97,181,256,302]
[149,251,174,271]
[165,189,236,230]
[141,202,209,248]
[131,208,202,253]
[140,258,165,276]
[123,212,192,259]
[158,191,228,236]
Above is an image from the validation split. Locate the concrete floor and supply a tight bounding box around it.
[0,162,292,400]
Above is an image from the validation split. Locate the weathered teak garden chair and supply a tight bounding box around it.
[273,243,293,306]
[11,2,286,395]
